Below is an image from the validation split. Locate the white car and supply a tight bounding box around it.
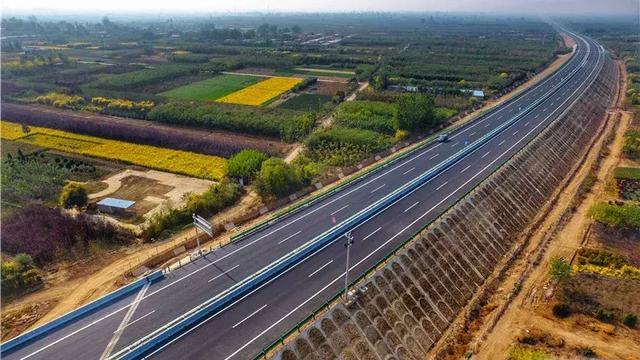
[437,133,449,142]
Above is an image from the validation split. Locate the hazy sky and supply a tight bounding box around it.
[2,0,638,15]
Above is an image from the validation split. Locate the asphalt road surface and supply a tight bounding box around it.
[3,30,607,360]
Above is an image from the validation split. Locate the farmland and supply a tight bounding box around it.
[278,94,333,112]
[217,76,303,106]
[160,74,262,101]
[1,121,226,180]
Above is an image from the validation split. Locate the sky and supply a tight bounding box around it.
[2,0,638,15]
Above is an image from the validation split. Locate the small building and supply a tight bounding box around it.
[97,197,135,215]
[472,90,485,98]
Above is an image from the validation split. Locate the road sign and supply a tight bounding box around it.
[193,214,213,237]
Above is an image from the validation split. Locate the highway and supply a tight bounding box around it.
[2,29,607,360]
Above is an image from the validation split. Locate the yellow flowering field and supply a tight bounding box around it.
[1,121,226,180]
[216,76,303,106]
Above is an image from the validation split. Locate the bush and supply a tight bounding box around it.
[1,204,134,264]
[552,303,572,318]
[397,93,439,131]
[549,256,572,283]
[227,149,269,183]
[623,313,637,328]
[59,182,88,208]
[256,158,303,198]
[35,92,85,109]
[333,100,398,135]
[589,202,640,228]
[143,180,242,240]
[305,127,391,166]
[595,308,615,323]
[1,158,69,207]
[622,130,640,160]
[147,102,313,142]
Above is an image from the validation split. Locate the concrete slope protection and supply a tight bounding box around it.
[1,29,607,360]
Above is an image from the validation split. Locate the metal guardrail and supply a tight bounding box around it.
[230,36,586,244]
[108,37,590,360]
[0,271,165,356]
[254,31,607,360]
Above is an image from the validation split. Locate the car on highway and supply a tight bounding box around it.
[437,133,449,142]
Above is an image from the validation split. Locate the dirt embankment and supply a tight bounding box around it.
[0,32,581,340]
[460,61,639,360]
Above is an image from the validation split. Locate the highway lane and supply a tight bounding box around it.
[146,31,606,360]
[2,30,602,360]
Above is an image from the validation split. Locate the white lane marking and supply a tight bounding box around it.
[485,123,491,128]
[469,132,476,137]
[117,310,156,332]
[498,140,506,146]
[224,39,600,360]
[101,282,150,359]
[543,107,547,112]
[370,184,386,193]
[481,151,490,158]
[403,201,420,213]
[450,141,459,147]
[435,181,449,191]
[308,260,334,278]
[330,204,349,216]
[460,165,471,173]
[513,130,519,136]
[231,304,267,329]
[28,37,596,360]
[402,167,415,175]
[535,114,540,119]
[429,153,439,160]
[277,230,303,245]
[208,265,240,283]
[362,227,382,241]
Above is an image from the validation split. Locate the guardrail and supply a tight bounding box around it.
[254,32,606,360]
[108,38,589,360]
[230,37,585,244]
[0,270,165,356]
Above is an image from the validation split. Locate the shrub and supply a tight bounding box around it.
[1,204,134,264]
[552,303,572,318]
[622,130,640,160]
[613,166,640,180]
[90,96,154,118]
[305,127,391,166]
[589,202,640,228]
[1,157,69,206]
[36,92,85,110]
[256,158,303,198]
[595,308,615,323]
[623,313,637,328]
[549,256,572,283]
[397,93,439,131]
[59,182,88,208]
[333,100,398,135]
[281,113,317,142]
[143,180,242,240]
[227,149,269,183]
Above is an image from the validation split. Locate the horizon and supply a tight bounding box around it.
[2,0,637,17]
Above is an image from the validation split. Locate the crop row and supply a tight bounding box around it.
[1,121,226,180]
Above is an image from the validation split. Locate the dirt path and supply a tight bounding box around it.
[472,72,635,359]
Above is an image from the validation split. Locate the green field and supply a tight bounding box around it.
[278,94,333,112]
[159,74,262,101]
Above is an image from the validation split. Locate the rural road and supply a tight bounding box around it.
[2,30,608,360]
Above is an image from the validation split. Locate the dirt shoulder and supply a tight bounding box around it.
[466,62,639,359]
[0,33,578,339]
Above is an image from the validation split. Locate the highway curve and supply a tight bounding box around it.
[2,29,608,360]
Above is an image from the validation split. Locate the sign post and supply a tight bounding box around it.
[192,214,213,255]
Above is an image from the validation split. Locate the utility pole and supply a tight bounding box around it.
[343,231,354,301]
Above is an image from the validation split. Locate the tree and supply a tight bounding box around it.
[549,256,572,283]
[256,158,302,198]
[59,182,88,208]
[397,93,436,131]
[226,149,269,184]
[292,25,302,34]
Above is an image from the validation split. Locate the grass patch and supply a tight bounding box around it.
[159,74,261,101]
[508,346,551,360]
[278,94,333,112]
[1,121,226,180]
[589,202,640,228]
[613,167,640,180]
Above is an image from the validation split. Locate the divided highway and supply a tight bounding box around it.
[2,29,607,360]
